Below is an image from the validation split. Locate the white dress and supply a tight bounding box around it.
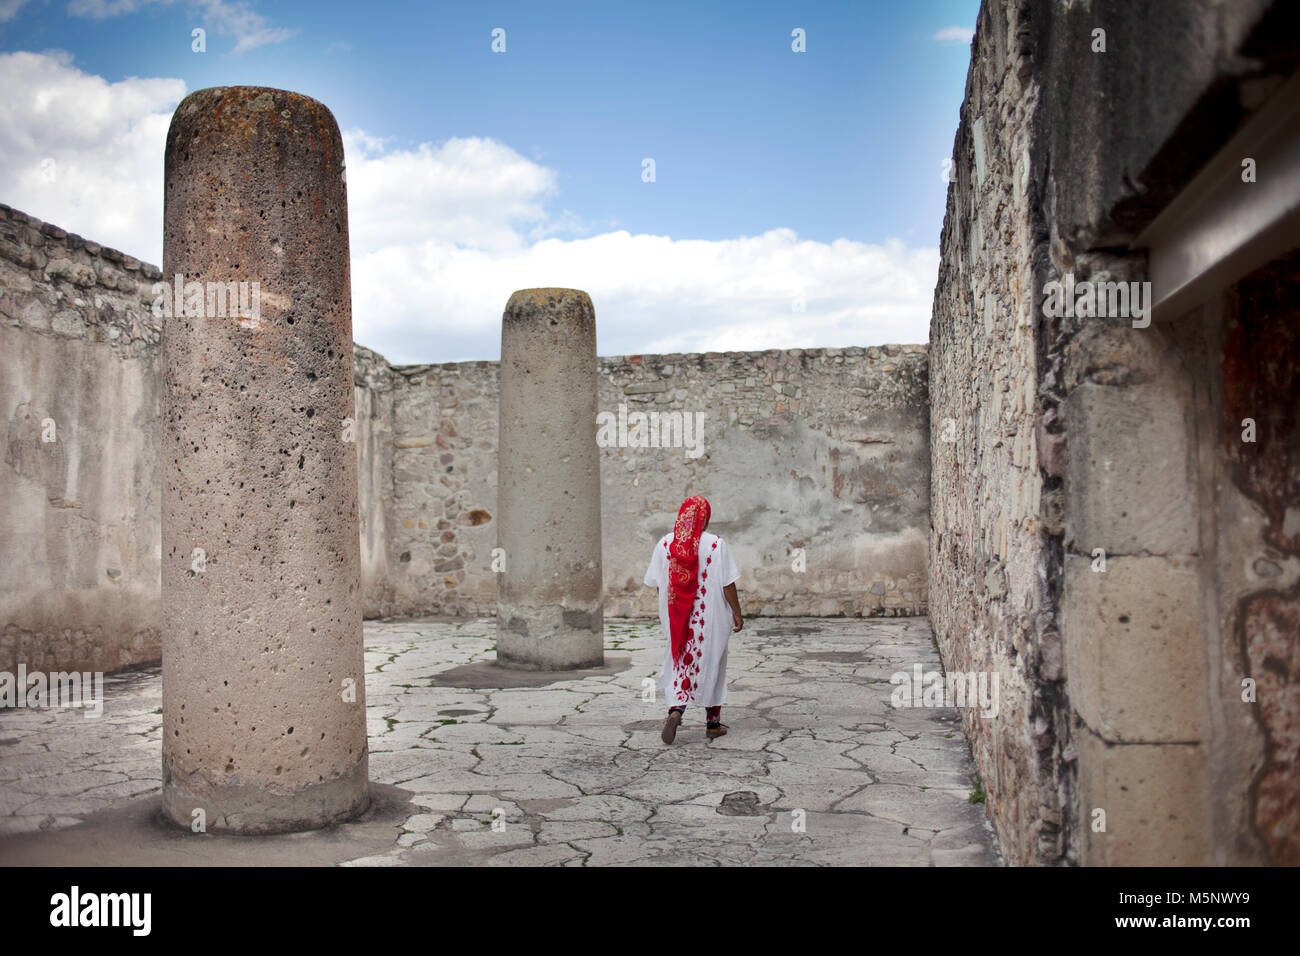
[644,531,741,708]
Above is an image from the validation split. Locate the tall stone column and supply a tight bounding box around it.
[496,289,604,669]
[160,87,368,833]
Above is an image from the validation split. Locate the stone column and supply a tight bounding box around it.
[160,87,368,833]
[496,289,604,669]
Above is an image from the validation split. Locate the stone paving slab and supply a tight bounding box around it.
[0,617,1000,866]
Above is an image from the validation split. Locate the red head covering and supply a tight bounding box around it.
[667,495,711,665]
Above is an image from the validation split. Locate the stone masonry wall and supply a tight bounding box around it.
[933,0,1296,865]
[1,202,165,675]
[357,344,931,620]
[354,344,397,618]
[1027,0,1298,868]
[929,0,1063,867]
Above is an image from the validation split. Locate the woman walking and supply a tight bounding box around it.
[643,495,743,744]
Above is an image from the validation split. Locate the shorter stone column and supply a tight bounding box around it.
[496,289,604,669]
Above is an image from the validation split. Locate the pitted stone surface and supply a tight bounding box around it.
[0,617,998,865]
[496,289,604,669]
[159,86,368,832]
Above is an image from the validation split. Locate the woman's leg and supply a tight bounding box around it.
[705,704,727,738]
[662,704,685,744]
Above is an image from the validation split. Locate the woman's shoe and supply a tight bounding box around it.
[706,723,728,739]
[661,710,683,744]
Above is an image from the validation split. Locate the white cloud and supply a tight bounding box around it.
[67,0,295,53]
[0,0,34,22]
[932,26,974,44]
[350,229,937,364]
[0,52,938,364]
[197,0,296,54]
[0,50,184,264]
[342,132,559,254]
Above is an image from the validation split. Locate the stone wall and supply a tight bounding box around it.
[356,344,931,620]
[929,0,1061,867]
[2,201,933,674]
[932,0,1299,865]
[354,344,398,618]
[0,202,165,674]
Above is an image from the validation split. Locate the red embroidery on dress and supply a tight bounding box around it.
[672,608,709,705]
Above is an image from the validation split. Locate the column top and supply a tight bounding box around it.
[504,288,595,323]
[167,86,342,155]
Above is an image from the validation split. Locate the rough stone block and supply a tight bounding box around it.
[1077,728,1208,865]
[1064,382,1198,556]
[1062,553,1206,742]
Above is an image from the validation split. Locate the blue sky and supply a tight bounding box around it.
[0,0,978,362]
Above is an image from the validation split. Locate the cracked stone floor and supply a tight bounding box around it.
[0,617,1000,866]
